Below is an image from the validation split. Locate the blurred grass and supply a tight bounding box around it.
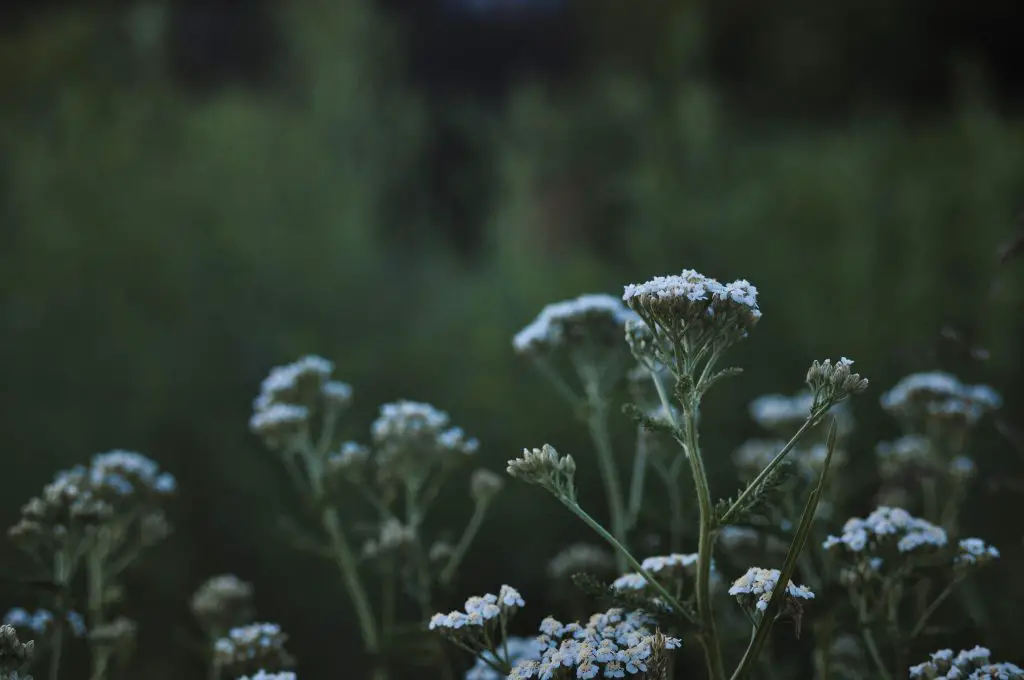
[1,1,1022,678]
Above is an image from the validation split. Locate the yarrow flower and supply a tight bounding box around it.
[190,575,254,633]
[237,672,298,680]
[428,586,524,653]
[213,622,293,673]
[909,646,1023,679]
[250,355,350,448]
[880,372,1001,429]
[508,608,681,679]
[728,567,814,613]
[3,608,86,638]
[875,435,937,480]
[823,506,948,557]
[513,293,639,356]
[622,269,761,372]
[954,538,1000,569]
[469,468,505,506]
[371,401,478,480]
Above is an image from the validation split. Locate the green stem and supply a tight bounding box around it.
[626,427,649,532]
[859,628,894,680]
[720,411,824,525]
[681,404,727,680]
[87,534,110,680]
[910,578,962,639]
[439,502,488,585]
[557,495,693,623]
[585,399,629,573]
[49,550,68,680]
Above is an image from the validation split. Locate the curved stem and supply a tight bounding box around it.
[910,578,962,639]
[556,495,693,624]
[586,401,629,572]
[440,502,488,585]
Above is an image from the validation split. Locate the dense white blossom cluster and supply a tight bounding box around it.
[823,507,948,556]
[728,567,814,612]
[428,586,525,633]
[909,646,1023,679]
[881,372,1001,426]
[513,294,639,355]
[509,609,681,679]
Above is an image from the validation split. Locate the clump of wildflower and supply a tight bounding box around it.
[823,506,948,557]
[547,543,616,581]
[954,538,1000,569]
[509,608,681,679]
[507,445,577,498]
[0,624,35,678]
[466,637,546,680]
[428,586,524,655]
[371,401,478,481]
[728,566,814,614]
[513,293,639,356]
[469,469,505,506]
[3,608,86,638]
[612,553,714,606]
[622,269,761,372]
[909,646,1023,679]
[805,358,869,412]
[190,575,254,634]
[881,372,1001,429]
[213,623,293,674]
[249,355,350,448]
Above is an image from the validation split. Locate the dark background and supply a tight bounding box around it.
[2,0,1023,678]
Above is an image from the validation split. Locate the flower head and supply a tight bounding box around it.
[214,622,293,674]
[372,401,478,481]
[909,646,1023,679]
[428,586,524,650]
[513,294,639,356]
[805,358,869,411]
[190,575,254,633]
[507,445,576,497]
[954,538,1000,570]
[881,372,1001,430]
[728,566,814,613]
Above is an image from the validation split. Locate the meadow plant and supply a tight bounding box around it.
[248,356,503,679]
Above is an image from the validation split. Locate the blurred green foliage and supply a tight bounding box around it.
[1,1,1022,678]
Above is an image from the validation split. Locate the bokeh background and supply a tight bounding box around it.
[2,0,1023,678]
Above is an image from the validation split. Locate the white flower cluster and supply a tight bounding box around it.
[507,445,576,491]
[547,543,615,581]
[3,608,86,638]
[728,567,815,612]
[622,269,761,346]
[466,637,546,680]
[509,609,681,679]
[9,452,175,554]
[611,553,702,595]
[250,355,351,446]
[823,506,948,556]
[237,673,298,680]
[954,538,1000,569]
[910,646,1024,679]
[371,401,478,477]
[428,586,525,634]
[213,622,292,671]
[881,372,1002,426]
[362,518,417,559]
[190,575,254,632]
[513,293,639,355]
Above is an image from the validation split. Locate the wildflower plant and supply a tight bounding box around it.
[4,450,174,680]
[249,356,503,679]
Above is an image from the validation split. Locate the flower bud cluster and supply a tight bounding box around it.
[0,624,34,678]
[3,608,86,638]
[507,445,576,497]
[728,566,814,613]
[509,608,681,679]
[190,575,254,634]
[806,358,869,411]
[875,435,937,480]
[909,646,1023,679]
[469,469,504,506]
[881,372,1001,429]
[513,294,639,356]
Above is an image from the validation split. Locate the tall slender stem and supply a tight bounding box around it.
[440,502,487,584]
[87,533,110,680]
[49,551,67,680]
[586,399,629,572]
[681,404,727,680]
